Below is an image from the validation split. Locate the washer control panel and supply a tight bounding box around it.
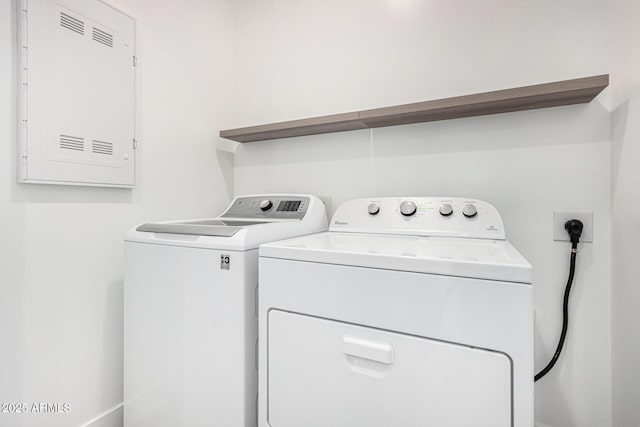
[222,195,310,220]
[331,197,505,240]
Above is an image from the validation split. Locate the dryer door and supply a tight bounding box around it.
[268,310,512,427]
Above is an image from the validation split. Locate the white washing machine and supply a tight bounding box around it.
[124,194,327,427]
[258,197,533,427]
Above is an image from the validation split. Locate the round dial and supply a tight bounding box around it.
[368,203,380,215]
[259,199,273,211]
[400,201,417,217]
[462,204,478,218]
[439,203,453,217]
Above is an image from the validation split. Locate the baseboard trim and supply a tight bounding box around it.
[81,403,123,427]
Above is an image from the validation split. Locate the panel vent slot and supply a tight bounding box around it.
[92,140,114,155]
[60,12,84,35]
[92,28,114,48]
[60,134,84,151]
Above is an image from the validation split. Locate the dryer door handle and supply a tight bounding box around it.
[342,336,394,365]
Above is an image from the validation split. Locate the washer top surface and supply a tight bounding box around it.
[125,194,328,251]
[260,197,532,283]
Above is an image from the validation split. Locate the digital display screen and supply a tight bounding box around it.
[277,200,301,212]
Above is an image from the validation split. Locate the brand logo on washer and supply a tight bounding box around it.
[220,254,230,270]
[334,220,348,225]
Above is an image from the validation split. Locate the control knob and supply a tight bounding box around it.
[259,199,273,211]
[400,201,417,217]
[439,203,453,217]
[462,204,478,218]
[368,203,380,215]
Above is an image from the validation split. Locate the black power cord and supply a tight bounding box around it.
[535,219,584,382]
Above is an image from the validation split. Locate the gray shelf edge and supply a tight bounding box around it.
[220,74,609,143]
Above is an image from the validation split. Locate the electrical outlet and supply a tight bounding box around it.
[317,195,332,220]
[553,212,593,243]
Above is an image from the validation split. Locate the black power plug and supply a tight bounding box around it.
[564,219,584,245]
[535,218,584,382]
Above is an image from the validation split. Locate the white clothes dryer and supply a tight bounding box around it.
[258,197,533,427]
[124,194,327,427]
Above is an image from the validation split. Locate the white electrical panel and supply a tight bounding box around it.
[17,0,136,188]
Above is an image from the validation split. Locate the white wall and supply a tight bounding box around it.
[611,0,640,426]
[231,1,612,426]
[1,0,630,426]
[0,0,234,426]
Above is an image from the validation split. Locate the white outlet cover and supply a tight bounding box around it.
[553,212,593,243]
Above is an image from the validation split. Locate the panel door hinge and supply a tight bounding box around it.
[133,56,137,67]
[132,138,138,149]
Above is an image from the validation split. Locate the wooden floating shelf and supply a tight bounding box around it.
[220,74,609,143]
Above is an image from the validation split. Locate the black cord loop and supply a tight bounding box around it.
[535,241,578,382]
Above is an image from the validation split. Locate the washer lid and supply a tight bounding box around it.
[136,219,268,237]
[260,232,532,284]
[125,194,329,250]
